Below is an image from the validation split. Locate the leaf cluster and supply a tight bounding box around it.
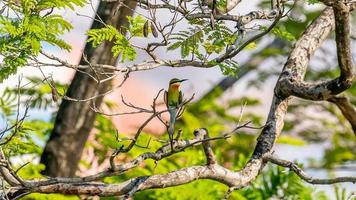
[86,24,137,62]
[168,22,241,76]
[2,76,66,111]
[0,0,86,82]
[168,22,237,59]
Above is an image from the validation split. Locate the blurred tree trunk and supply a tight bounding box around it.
[40,1,137,177]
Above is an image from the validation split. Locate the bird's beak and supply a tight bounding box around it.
[179,79,188,83]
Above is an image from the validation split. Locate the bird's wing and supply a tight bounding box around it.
[178,90,183,105]
[164,90,168,108]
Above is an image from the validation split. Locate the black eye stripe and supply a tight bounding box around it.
[170,79,187,84]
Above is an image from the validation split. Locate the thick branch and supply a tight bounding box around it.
[8,163,260,197]
[333,1,354,80]
[328,95,356,134]
[279,4,355,100]
[8,129,262,198]
[253,6,337,165]
[136,0,278,24]
[0,149,21,186]
[186,10,278,23]
[200,129,217,165]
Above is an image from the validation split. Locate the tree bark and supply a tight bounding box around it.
[40,1,137,177]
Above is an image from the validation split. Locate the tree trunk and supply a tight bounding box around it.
[40,1,137,177]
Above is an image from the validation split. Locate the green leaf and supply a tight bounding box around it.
[217,59,240,76]
[168,27,204,58]
[262,26,296,42]
[0,1,80,82]
[276,136,306,146]
[86,25,137,61]
[127,15,147,37]
[245,42,257,50]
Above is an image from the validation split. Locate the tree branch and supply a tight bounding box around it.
[266,155,356,184]
[252,5,338,175]
[7,128,261,198]
[0,148,21,186]
[201,129,217,165]
[279,3,355,100]
[8,164,257,197]
[328,95,356,135]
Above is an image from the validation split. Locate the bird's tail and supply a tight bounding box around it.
[168,108,177,151]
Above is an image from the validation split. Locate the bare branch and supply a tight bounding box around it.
[328,95,356,135]
[110,110,166,170]
[9,164,256,197]
[0,148,23,186]
[0,78,31,146]
[186,9,278,23]
[251,5,337,172]
[266,155,356,184]
[216,10,282,62]
[201,129,217,165]
[6,126,258,198]
[40,50,170,73]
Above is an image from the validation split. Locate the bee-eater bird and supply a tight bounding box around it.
[164,78,188,151]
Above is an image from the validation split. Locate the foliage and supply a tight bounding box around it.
[0,77,64,161]
[167,22,241,76]
[307,0,320,5]
[0,0,354,199]
[0,89,18,117]
[127,15,147,37]
[324,132,355,168]
[333,185,348,200]
[168,22,237,58]
[2,76,67,110]
[1,118,52,157]
[168,26,204,59]
[216,59,240,76]
[86,24,137,62]
[86,15,151,62]
[241,166,328,200]
[0,0,86,82]
[0,82,69,200]
[269,26,296,42]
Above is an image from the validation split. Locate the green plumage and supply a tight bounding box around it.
[167,88,183,107]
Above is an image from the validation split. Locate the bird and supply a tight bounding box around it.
[164,78,188,151]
